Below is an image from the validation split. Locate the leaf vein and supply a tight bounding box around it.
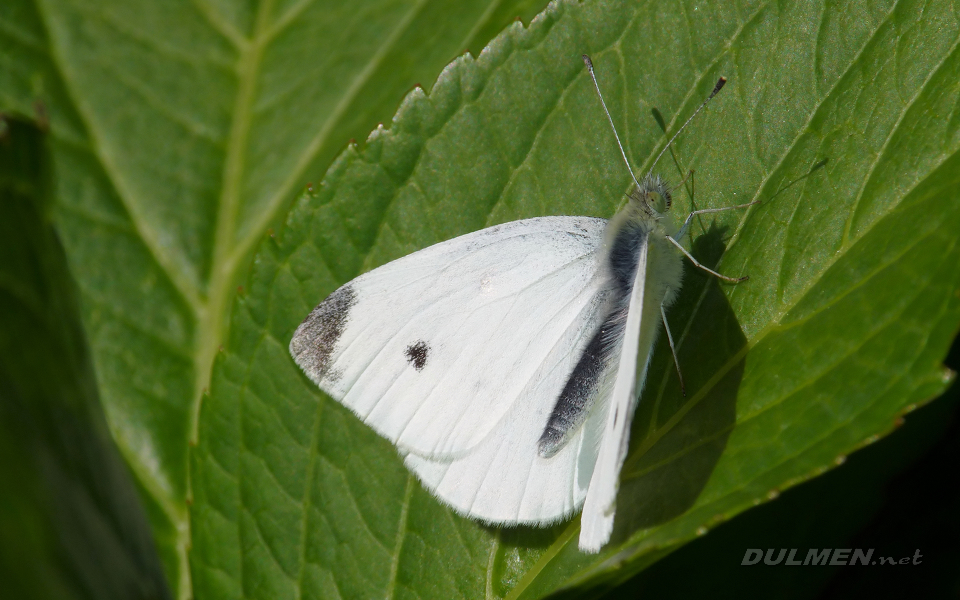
[841,22,960,247]
[227,0,437,274]
[384,474,415,600]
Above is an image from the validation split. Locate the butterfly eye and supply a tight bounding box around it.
[644,190,671,215]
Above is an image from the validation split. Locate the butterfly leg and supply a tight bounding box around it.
[664,235,748,283]
[661,304,686,397]
[675,198,762,241]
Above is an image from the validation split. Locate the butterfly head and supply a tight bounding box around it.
[628,173,672,216]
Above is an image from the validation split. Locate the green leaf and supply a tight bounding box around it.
[619,369,960,598]
[191,0,960,597]
[0,116,169,600]
[1,0,549,594]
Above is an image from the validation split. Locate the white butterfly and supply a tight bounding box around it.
[290,55,756,553]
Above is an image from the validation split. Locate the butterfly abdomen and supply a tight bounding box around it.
[608,189,684,311]
[537,307,616,458]
[537,192,685,460]
[607,209,656,297]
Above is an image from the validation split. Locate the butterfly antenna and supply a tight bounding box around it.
[648,77,727,175]
[583,55,643,191]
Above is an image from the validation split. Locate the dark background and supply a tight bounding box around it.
[607,334,960,599]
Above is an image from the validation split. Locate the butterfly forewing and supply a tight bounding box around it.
[291,217,608,462]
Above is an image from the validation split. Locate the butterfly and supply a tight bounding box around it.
[290,55,756,552]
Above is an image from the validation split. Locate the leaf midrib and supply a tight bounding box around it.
[31,0,468,591]
[226,0,437,280]
[192,0,275,439]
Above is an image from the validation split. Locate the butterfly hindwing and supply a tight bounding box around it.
[403,292,611,525]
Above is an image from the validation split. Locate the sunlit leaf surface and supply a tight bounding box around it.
[191,0,960,597]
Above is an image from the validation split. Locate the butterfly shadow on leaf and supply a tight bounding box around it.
[610,223,747,543]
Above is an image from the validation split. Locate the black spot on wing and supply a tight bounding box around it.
[405,340,429,371]
[289,284,357,383]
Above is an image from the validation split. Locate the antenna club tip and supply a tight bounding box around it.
[582,54,594,70]
[712,77,727,95]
